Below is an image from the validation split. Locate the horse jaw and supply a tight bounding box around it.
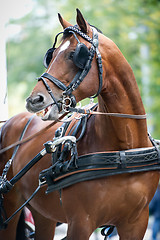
[36,104,59,121]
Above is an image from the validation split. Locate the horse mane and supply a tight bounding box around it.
[89,24,102,33]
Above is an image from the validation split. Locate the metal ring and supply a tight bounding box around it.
[62,96,72,112]
[62,97,72,107]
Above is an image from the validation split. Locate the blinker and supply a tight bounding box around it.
[43,47,55,69]
[43,31,64,68]
[73,43,90,69]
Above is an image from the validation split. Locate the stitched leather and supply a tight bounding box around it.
[39,143,160,193]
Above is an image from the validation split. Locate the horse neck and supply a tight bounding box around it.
[95,36,151,151]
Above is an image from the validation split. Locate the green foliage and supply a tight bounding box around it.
[6,0,160,137]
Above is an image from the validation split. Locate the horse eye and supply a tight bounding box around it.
[68,51,75,60]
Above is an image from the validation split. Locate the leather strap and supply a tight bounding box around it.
[46,163,160,193]
[39,137,160,193]
[67,107,147,120]
[90,111,147,119]
[40,77,61,111]
[40,73,67,91]
[0,112,68,155]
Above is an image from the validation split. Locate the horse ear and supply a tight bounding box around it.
[76,8,91,33]
[58,13,72,29]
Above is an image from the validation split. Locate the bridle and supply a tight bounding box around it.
[38,26,103,112]
[38,26,146,120]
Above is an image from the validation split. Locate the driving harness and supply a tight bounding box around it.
[1,25,160,239]
[39,113,160,194]
[36,26,159,194]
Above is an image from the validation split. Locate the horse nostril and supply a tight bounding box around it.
[33,95,44,104]
[27,94,45,105]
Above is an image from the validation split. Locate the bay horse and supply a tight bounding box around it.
[0,8,159,240]
[25,9,160,239]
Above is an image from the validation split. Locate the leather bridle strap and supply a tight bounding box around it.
[38,26,102,110]
[40,76,61,111]
[39,71,82,110]
[40,73,67,91]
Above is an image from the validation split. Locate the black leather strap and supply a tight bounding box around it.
[64,26,93,44]
[40,77,61,111]
[1,115,35,180]
[40,73,67,91]
[148,133,160,163]
[63,70,83,97]
[39,144,160,193]
[46,163,160,193]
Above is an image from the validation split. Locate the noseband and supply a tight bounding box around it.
[38,26,103,112]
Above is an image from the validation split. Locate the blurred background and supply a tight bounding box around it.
[0,1,160,239]
[0,0,160,138]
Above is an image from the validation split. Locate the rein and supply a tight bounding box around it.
[0,121,7,124]
[0,112,68,155]
[64,106,147,120]
[0,108,146,156]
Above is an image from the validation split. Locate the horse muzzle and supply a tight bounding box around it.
[26,95,61,120]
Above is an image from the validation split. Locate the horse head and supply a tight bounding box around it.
[26,9,102,120]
